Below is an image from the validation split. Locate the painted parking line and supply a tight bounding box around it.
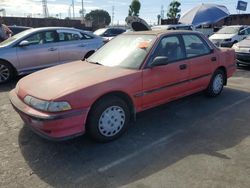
[98,95,250,173]
[98,130,184,173]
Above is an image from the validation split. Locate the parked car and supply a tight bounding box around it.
[209,25,250,47]
[152,24,195,31]
[8,26,32,35]
[0,27,103,83]
[94,27,126,42]
[126,16,195,32]
[9,30,236,142]
[232,36,250,66]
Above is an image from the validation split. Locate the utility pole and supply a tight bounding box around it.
[160,5,164,19]
[42,0,49,18]
[112,5,115,26]
[81,0,85,20]
[72,0,75,19]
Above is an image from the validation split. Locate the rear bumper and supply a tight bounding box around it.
[9,90,88,141]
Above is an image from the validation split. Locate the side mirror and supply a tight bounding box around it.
[238,31,245,35]
[150,56,169,68]
[103,32,110,37]
[19,40,30,47]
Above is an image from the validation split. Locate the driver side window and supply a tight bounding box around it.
[155,35,185,62]
[25,33,43,45]
[24,31,57,45]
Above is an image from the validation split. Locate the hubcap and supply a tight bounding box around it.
[213,74,223,94]
[0,64,10,83]
[98,106,125,137]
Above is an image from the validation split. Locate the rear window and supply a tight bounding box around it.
[183,34,211,58]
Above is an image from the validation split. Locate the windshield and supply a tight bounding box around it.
[217,26,241,34]
[0,28,33,47]
[87,34,156,69]
[94,28,107,36]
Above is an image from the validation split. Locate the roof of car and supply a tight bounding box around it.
[8,26,32,29]
[124,29,199,36]
[28,27,88,32]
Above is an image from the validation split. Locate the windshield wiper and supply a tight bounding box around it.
[85,59,102,66]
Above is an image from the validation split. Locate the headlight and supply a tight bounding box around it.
[232,44,239,50]
[224,38,232,42]
[24,96,71,112]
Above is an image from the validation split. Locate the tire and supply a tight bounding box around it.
[87,96,131,142]
[84,51,95,59]
[0,61,15,84]
[205,69,225,97]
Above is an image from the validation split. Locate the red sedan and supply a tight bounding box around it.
[9,30,236,142]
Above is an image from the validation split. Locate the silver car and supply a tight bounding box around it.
[0,27,104,83]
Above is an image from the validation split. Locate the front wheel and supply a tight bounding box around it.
[205,69,225,97]
[0,62,14,84]
[87,96,130,142]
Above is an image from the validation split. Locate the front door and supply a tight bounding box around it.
[142,35,190,109]
[17,30,59,73]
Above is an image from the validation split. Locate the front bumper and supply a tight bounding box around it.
[211,40,234,48]
[236,52,250,65]
[9,90,88,141]
[220,42,234,48]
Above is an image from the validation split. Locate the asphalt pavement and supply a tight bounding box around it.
[0,67,250,188]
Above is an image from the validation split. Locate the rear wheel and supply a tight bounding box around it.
[87,96,130,142]
[206,69,225,97]
[0,62,15,84]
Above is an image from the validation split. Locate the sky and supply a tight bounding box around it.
[0,0,248,25]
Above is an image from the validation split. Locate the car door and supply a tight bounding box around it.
[57,29,96,63]
[142,35,190,109]
[16,30,59,73]
[182,34,214,92]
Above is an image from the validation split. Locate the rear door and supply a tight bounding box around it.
[182,34,214,92]
[17,30,59,73]
[56,29,97,63]
[142,35,190,109]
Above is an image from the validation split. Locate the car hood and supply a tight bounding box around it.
[209,33,236,40]
[17,61,138,100]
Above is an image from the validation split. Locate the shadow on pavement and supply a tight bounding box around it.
[18,87,250,187]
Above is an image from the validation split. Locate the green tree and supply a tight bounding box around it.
[167,0,181,19]
[85,9,111,27]
[128,0,141,17]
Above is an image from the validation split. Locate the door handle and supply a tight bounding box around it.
[179,64,187,70]
[48,47,57,51]
[79,44,86,47]
[211,57,217,62]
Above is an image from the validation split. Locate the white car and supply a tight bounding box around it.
[209,25,250,47]
[232,36,250,66]
[152,24,195,31]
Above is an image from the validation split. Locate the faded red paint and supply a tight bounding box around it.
[9,31,236,140]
